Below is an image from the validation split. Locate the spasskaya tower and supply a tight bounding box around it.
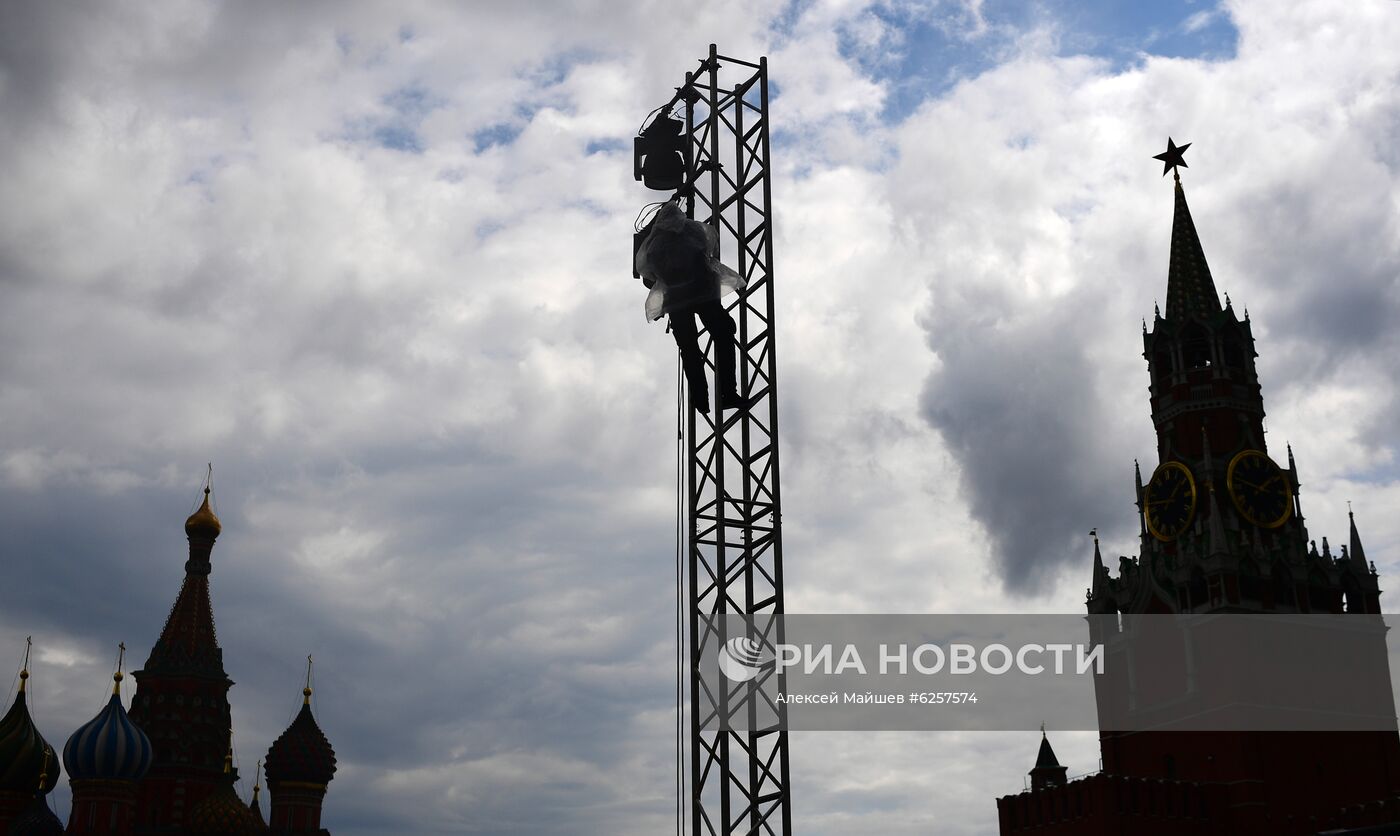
[996,139,1400,835]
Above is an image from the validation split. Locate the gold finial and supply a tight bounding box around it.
[252,759,262,802]
[19,636,32,693]
[184,468,222,540]
[112,642,126,696]
[37,748,50,793]
[303,655,313,705]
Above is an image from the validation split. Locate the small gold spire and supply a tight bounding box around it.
[303,655,313,705]
[19,636,31,693]
[252,759,262,802]
[112,642,127,696]
[37,749,50,793]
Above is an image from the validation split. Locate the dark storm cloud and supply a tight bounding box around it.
[1222,173,1400,455]
[1,439,685,834]
[918,296,1131,593]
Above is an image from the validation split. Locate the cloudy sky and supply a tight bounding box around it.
[3,0,1399,833]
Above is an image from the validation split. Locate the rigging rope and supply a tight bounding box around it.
[675,350,688,836]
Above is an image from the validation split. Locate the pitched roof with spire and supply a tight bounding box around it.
[141,488,229,679]
[1034,731,1062,771]
[1028,729,1069,791]
[1349,507,1369,570]
[1154,139,1223,322]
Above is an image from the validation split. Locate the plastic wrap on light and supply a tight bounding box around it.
[635,203,745,321]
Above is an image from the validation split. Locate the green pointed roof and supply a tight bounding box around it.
[1164,178,1222,321]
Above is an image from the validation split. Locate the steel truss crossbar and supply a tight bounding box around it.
[681,44,792,836]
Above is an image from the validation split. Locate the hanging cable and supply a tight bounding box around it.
[637,99,686,138]
[636,201,666,233]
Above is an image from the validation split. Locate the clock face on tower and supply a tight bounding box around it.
[1227,449,1292,529]
[1144,461,1197,541]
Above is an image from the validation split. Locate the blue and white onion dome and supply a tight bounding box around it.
[63,660,153,782]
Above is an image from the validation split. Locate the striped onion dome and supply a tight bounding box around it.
[62,689,153,782]
[187,778,266,836]
[0,686,58,794]
[8,793,64,836]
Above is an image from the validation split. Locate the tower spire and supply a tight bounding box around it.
[1287,443,1304,522]
[1154,139,1221,321]
[1349,503,1369,571]
[1029,729,1069,791]
[126,484,236,828]
[1089,529,1110,601]
[304,654,313,705]
[143,481,226,677]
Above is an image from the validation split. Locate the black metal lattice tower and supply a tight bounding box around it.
[677,46,791,835]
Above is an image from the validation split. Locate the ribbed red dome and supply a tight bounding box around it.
[264,702,336,787]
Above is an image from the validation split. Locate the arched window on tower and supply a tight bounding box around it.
[1153,348,1175,382]
[1182,325,1212,370]
[1343,573,1364,614]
